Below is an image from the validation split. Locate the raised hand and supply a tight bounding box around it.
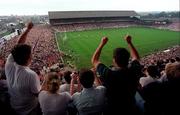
[70,72,78,80]
[17,22,33,44]
[124,35,140,60]
[124,35,132,44]
[101,36,108,45]
[27,22,33,30]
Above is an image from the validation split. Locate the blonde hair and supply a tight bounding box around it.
[165,63,180,81]
[44,72,60,93]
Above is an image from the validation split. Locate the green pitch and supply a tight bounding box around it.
[56,27,180,69]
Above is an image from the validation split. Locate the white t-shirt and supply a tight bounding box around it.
[59,83,79,93]
[59,84,70,93]
[139,76,158,87]
[5,54,41,115]
[38,91,72,115]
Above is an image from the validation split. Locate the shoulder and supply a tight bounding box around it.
[60,84,69,89]
[26,68,38,76]
[60,92,72,99]
[95,86,106,93]
[39,91,48,98]
[5,54,15,70]
[25,68,39,81]
[72,92,81,99]
[96,63,111,75]
[129,60,142,70]
[129,60,142,75]
[97,63,109,70]
[6,54,14,63]
[39,90,47,94]
[96,85,106,90]
[140,77,147,82]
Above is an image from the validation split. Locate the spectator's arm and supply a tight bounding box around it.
[91,68,102,86]
[30,73,41,96]
[40,77,47,91]
[76,76,82,92]
[124,35,140,61]
[17,22,33,44]
[91,37,108,68]
[70,72,78,95]
[94,75,102,86]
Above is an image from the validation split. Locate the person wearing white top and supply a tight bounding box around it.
[140,65,159,87]
[59,71,72,93]
[59,70,79,93]
[5,22,41,115]
[39,72,72,115]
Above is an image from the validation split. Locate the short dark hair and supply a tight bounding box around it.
[11,44,31,65]
[147,65,159,78]
[79,69,94,88]
[113,48,130,67]
[63,71,72,84]
[175,57,180,62]
[170,59,175,63]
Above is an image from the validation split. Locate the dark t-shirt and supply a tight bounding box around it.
[97,60,141,114]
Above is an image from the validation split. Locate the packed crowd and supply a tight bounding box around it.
[0,22,180,115]
[54,22,137,32]
[0,25,61,72]
[54,21,180,32]
[141,46,180,66]
[153,22,180,31]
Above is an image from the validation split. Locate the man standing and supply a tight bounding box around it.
[92,35,142,114]
[5,22,41,115]
[71,69,106,115]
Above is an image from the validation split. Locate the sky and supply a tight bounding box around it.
[0,0,179,15]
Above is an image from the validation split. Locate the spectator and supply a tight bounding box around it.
[91,35,142,114]
[70,68,106,115]
[162,62,180,115]
[59,70,72,93]
[0,57,6,91]
[39,72,71,115]
[0,69,7,91]
[175,57,180,63]
[5,22,41,115]
[139,65,159,87]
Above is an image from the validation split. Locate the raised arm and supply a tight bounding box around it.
[70,72,79,95]
[17,22,33,44]
[91,68,102,86]
[124,35,140,61]
[91,37,108,68]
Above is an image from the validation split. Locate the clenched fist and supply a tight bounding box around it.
[101,37,108,45]
[27,22,33,30]
[124,35,132,44]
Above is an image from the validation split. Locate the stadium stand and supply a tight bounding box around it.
[48,11,140,25]
[0,11,179,115]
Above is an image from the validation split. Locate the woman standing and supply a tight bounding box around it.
[39,72,71,115]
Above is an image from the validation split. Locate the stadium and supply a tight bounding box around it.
[47,11,180,69]
[0,9,180,115]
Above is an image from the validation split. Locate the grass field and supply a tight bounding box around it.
[56,27,180,69]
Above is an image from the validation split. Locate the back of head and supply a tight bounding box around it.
[113,48,130,67]
[170,59,175,63]
[175,57,180,62]
[45,72,60,93]
[63,71,72,84]
[79,68,94,88]
[11,44,31,66]
[147,65,159,78]
[165,63,180,81]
